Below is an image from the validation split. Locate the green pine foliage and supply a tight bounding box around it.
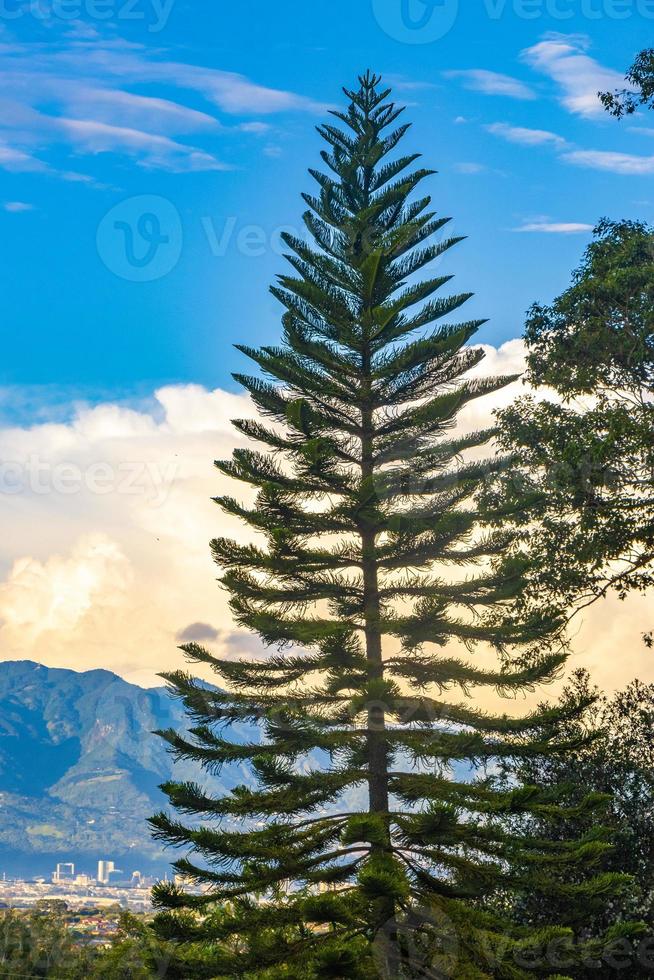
[150,73,631,979]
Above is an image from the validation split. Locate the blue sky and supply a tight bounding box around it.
[1,1,653,691]
[0,1,650,417]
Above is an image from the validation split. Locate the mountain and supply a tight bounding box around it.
[0,660,254,878]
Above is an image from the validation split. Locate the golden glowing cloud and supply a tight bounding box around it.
[0,347,651,695]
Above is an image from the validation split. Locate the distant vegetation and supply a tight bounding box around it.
[0,907,175,979]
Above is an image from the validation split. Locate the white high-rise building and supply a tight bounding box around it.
[97,860,115,884]
[53,863,75,883]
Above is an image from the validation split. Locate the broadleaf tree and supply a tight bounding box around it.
[489,219,654,639]
[149,74,635,979]
[599,48,654,117]
[497,671,654,977]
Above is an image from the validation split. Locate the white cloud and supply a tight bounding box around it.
[0,366,651,696]
[521,35,626,118]
[55,117,229,172]
[0,34,323,178]
[383,75,437,93]
[485,122,567,148]
[0,89,227,174]
[562,149,654,176]
[512,220,593,233]
[465,339,527,396]
[445,69,536,100]
[0,383,256,686]
[0,140,47,173]
[46,43,325,116]
[0,534,132,637]
[3,201,34,212]
[63,88,220,135]
[155,383,249,434]
[175,67,325,115]
[481,63,647,178]
[453,162,487,175]
[237,121,272,135]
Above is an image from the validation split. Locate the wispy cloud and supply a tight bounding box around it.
[485,114,654,179]
[485,116,653,178]
[480,40,648,178]
[0,33,323,179]
[0,140,47,173]
[237,121,273,135]
[521,35,626,118]
[56,117,229,172]
[51,43,325,116]
[485,122,567,148]
[562,149,654,176]
[453,162,487,175]
[63,88,220,135]
[445,69,536,101]
[384,75,437,93]
[3,201,34,213]
[512,220,593,233]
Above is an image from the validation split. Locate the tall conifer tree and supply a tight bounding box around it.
[151,74,630,978]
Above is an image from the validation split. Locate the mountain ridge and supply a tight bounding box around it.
[0,659,252,876]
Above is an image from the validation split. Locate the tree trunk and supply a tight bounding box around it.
[361,397,398,976]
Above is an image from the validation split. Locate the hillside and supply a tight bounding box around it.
[0,660,253,876]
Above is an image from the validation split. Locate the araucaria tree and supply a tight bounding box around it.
[150,74,634,979]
